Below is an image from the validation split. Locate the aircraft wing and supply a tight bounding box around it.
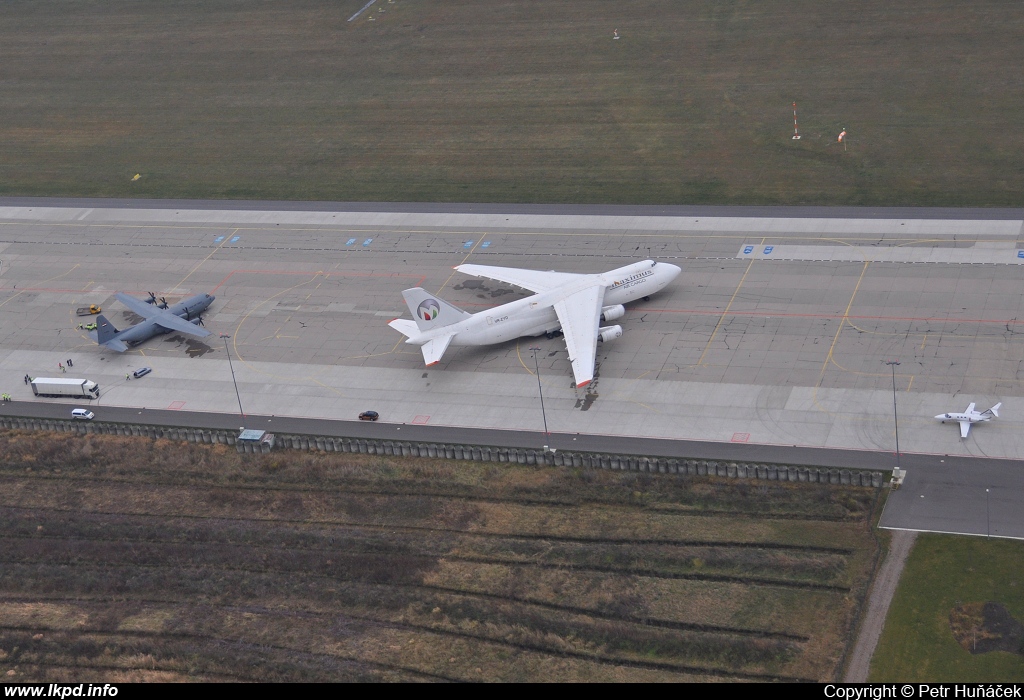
[151,314,212,338]
[455,264,584,293]
[116,293,164,320]
[965,402,976,414]
[960,421,971,439]
[552,284,606,388]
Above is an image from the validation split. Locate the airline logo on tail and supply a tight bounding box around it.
[417,298,441,321]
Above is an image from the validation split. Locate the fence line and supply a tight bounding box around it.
[0,417,886,488]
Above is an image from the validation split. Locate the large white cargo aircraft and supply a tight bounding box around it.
[935,402,1002,438]
[388,260,681,388]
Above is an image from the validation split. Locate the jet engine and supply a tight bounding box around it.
[600,304,626,322]
[597,325,623,343]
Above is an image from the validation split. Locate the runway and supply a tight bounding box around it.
[1,199,1023,537]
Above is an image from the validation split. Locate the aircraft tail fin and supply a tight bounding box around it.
[95,315,120,344]
[985,402,1002,418]
[401,288,471,332]
[94,315,128,352]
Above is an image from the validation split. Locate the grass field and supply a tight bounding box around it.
[1,0,1022,206]
[0,430,886,681]
[870,534,1024,681]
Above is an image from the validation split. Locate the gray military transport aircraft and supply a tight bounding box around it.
[92,292,215,351]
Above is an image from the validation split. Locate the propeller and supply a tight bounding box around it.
[158,297,168,309]
[145,291,157,304]
[197,316,205,327]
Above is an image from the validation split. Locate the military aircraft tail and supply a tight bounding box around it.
[94,315,128,352]
[401,288,471,332]
[95,315,118,344]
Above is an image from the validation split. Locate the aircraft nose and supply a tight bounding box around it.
[662,263,682,280]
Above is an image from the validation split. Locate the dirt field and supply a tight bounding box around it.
[0,1,1022,205]
[0,430,885,681]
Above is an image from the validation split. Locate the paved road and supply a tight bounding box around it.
[1,196,1023,220]
[6,397,1024,476]
[0,398,949,467]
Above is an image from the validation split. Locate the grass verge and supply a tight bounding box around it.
[1,1,1022,205]
[870,534,1024,681]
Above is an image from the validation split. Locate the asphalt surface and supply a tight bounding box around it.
[5,396,1015,471]
[2,199,1024,537]
[1,196,1023,220]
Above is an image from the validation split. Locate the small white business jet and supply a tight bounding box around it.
[388,259,682,388]
[935,402,1002,438]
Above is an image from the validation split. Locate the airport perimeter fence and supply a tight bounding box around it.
[0,416,886,488]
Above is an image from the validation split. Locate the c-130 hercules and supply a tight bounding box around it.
[92,292,215,352]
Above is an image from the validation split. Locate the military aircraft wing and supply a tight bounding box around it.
[552,284,606,388]
[455,264,584,293]
[960,421,971,438]
[151,313,212,338]
[116,293,164,320]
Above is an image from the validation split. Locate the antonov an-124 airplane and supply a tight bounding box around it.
[935,402,1002,438]
[388,260,681,388]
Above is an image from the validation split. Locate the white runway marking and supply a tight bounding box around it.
[348,0,378,22]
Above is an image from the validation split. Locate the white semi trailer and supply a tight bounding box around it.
[30,377,100,399]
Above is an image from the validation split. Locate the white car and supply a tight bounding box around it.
[71,408,94,420]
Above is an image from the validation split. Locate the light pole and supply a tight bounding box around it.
[986,488,991,538]
[221,334,245,428]
[530,347,551,452]
[885,360,901,473]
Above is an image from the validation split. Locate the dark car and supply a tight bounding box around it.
[358,411,379,421]
[133,367,152,378]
